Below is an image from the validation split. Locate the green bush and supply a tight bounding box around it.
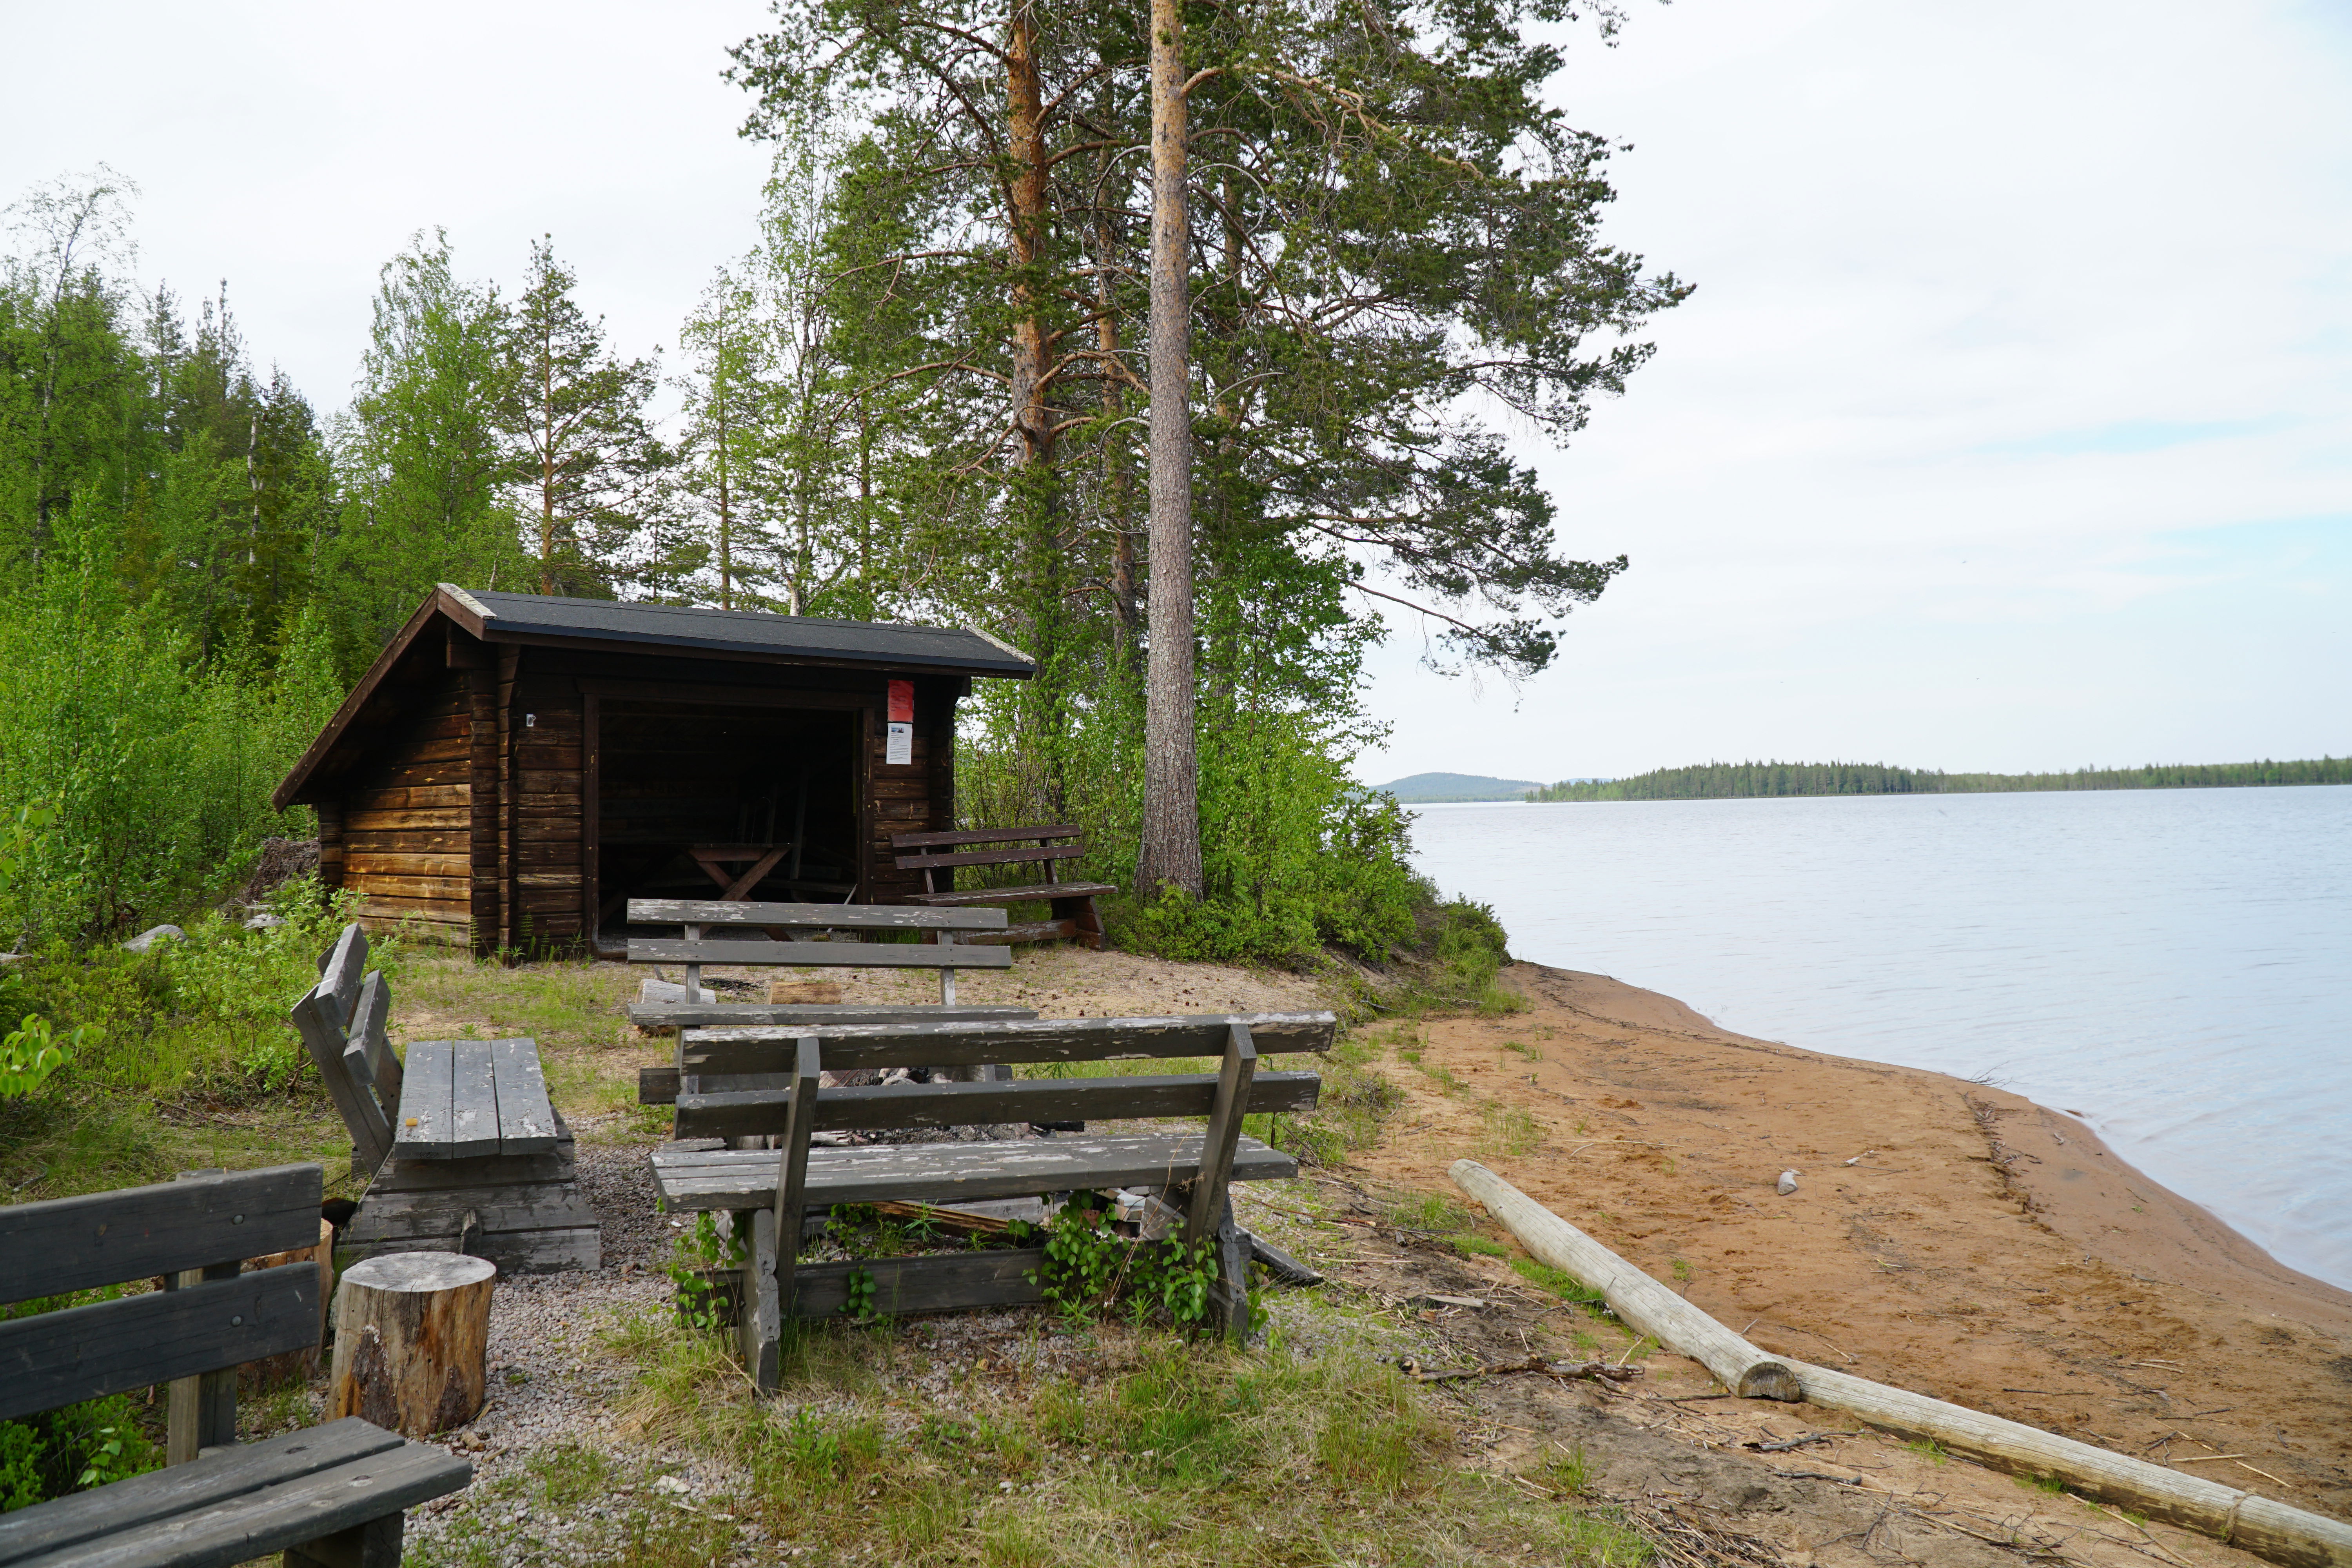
[0,875,380,1100]
[0,1389,158,1512]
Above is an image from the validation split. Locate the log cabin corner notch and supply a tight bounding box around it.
[272,586,1034,958]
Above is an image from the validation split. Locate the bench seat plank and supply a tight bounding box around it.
[628,939,1013,971]
[396,1042,455,1156]
[5,1426,471,1568]
[674,1069,1320,1140]
[447,1043,500,1158]
[652,1132,1298,1212]
[0,1418,404,1564]
[903,882,1119,906]
[489,1038,558,1154]
[889,826,1081,848]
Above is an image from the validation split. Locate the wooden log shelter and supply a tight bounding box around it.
[272,586,1035,956]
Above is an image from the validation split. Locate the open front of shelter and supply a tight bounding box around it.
[272,586,1034,956]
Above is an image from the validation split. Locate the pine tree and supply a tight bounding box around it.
[497,237,665,599]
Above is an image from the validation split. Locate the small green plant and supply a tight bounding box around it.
[1669,1257,1693,1283]
[2016,1472,2065,1495]
[1542,1443,1592,1494]
[1502,1039,1541,1061]
[1480,1102,1541,1156]
[1906,1438,1948,1466]
[1452,1235,1510,1259]
[842,1267,878,1323]
[1027,1194,1220,1327]
[668,1212,746,1333]
[0,1014,97,1099]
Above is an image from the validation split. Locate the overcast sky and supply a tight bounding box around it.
[7,0,2346,782]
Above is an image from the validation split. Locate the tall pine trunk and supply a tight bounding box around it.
[1140,0,1202,897]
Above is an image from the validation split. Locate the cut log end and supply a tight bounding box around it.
[1736,1361,1804,1402]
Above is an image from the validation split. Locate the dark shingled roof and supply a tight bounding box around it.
[463,590,1034,676]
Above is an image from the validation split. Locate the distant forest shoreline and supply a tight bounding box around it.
[1525,757,2350,802]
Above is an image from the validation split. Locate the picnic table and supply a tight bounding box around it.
[289,924,596,1271]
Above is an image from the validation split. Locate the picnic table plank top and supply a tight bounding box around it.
[627,938,1013,970]
[490,1037,559,1154]
[398,1042,455,1157]
[447,1043,501,1158]
[394,1038,554,1160]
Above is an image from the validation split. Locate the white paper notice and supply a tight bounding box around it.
[886,721,913,765]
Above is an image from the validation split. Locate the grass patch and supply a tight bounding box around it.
[601,1306,1658,1567]
[1481,1103,1542,1157]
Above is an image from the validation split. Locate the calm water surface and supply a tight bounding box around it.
[1408,787,2352,1291]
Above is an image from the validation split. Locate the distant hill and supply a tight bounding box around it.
[1527,757,2351,802]
[1372,772,1547,803]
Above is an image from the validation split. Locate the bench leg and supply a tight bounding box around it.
[1058,894,1105,951]
[741,1207,782,1393]
[1206,1196,1254,1344]
[285,1514,401,1568]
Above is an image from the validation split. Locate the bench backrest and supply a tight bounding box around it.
[666,1012,1334,1140]
[628,898,1015,1005]
[890,825,1086,877]
[628,898,1011,934]
[288,924,402,1172]
[0,1165,325,1426]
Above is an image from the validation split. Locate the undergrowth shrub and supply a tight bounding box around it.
[0,875,379,1100]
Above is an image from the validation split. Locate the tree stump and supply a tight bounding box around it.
[329,1252,495,1437]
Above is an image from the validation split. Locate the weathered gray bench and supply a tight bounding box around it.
[289,924,596,1271]
[626,897,1018,1013]
[0,1163,471,1567]
[645,1010,1335,1385]
[890,825,1116,949]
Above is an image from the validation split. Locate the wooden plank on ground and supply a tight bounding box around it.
[628,898,1007,931]
[628,939,1011,971]
[0,1263,319,1423]
[790,1249,1051,1318]
[682,1011,1337,1073]
[447,1044,501,1157]
[397,1042,456,1156]
[672,1070,1319,1141]
[489,1038,558,1154]
[0,1166,321,1307]
[652,1133,1298,1212]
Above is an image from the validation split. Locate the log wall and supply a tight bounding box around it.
[339,675,473,943]
[503,660,585,953]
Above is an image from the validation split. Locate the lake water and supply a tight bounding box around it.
[1407,786,2352,1292]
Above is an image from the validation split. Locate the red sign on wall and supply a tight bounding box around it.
[887,679,915,722]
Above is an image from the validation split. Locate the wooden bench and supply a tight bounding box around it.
[289,924,597,1272]
[0,1163,471,1567]
[891,826,1116,949]
[645,1010,1335,1385]
[625,897,1019,1013]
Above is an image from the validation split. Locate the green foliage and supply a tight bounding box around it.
[0,1393,158,1512]
[1532,756,2352,802]
[0,875,373,1100]
[1026,1194,1220,1328]
[0,1014,96,1099]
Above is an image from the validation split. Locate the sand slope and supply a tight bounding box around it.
[1347,962,2352,1522]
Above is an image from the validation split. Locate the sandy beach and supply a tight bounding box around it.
[1347,962,2352,1522]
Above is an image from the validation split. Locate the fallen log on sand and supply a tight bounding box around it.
[1449,1159,2352,1568]
[1449,1158,1802,1400]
